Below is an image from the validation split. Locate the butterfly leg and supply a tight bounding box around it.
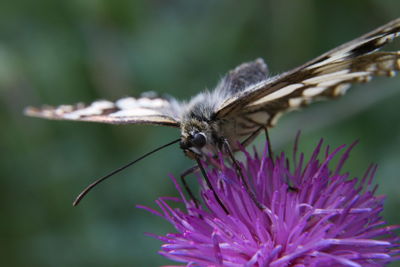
[239,118,274,162]
[241,126,264,147]
[263,126,274,164]
[222,139,266,211]
[262,127,297,191]
[180,165,201,208]
[195,157,229,214]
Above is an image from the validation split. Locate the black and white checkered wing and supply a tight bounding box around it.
[216,18,400,126]
[25,95,182,127]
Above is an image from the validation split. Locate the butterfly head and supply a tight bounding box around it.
[179,119,219,158]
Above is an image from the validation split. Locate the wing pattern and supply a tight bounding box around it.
[25,18,400,131]
[216,18,400,126]
[25,96,181,127]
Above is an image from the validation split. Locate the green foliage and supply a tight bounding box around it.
[1,0,399,266]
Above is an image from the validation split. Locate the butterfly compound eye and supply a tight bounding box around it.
[192,132,206,148]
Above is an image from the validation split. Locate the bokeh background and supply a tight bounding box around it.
[1,0,399,266]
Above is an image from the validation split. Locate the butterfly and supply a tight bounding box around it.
[25,18,400,207]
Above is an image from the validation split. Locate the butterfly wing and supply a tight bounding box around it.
[216,18,400,126]
[25,95,181,127]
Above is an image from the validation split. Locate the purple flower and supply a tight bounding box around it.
[140,137,400,266]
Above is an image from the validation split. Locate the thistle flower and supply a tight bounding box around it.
[140,137,400,266]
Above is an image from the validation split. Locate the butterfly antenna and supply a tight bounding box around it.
[73,138,181,206]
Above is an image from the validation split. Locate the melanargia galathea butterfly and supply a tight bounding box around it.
[26,18,400,168]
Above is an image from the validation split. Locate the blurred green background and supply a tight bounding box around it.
[1,0,399,266]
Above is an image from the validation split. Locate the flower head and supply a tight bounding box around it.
[141,137,400,266]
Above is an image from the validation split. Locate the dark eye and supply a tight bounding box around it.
[192,132,206,147]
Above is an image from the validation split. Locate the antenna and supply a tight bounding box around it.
[73,138,181,206]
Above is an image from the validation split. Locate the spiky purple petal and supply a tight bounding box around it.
[141,139,400,266]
